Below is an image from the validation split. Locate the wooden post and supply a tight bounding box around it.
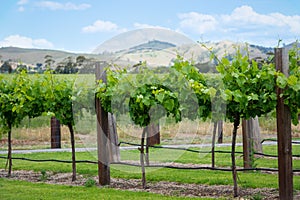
[251,117,262,153]
[50,117,61,148]
[242,119,251,169]
[217,120,223,144]
[108,113,120,162]
[146,123,160,146]
[275,48,293,200]
[95,61,110,185]
[140,127,147,189]
[242,117,262,168]
[211,121,218,168]
[145,123,160,165]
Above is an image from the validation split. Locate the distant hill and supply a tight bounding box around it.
[93,28,193,54]
[109,40,274,67]
[0,47,102,65]
[0,39,280,70]
[284,41,300,51]
[126,40,176,53]
[249,44,273,54]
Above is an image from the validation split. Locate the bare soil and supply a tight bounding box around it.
[2,169,298,199]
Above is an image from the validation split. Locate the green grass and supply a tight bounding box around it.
[0,144,299,190]
[0,178,213,200]
[19,115,51,129]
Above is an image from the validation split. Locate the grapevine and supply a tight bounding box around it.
[96,58,215,127]
[0,70,46,176]
[129,84,181,127]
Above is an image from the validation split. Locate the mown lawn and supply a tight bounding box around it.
[0,178,214,200]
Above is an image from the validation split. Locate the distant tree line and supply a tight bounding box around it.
[44,55,98,74]
[0,54,98,74]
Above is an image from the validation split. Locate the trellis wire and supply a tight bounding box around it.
[0,139,299,173]
[0,155,299,173]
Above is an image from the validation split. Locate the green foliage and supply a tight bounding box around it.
[39,170,48,181]
[96,68,128,114]
[0,71,94,137]
[96,57,214,127]
[0,71,45,129]
[42,71,76,126]
[171,56,213,121]
[129,84,181,126]
[84,178,96,187]
[215,47,277,122]
[207,43,300,125]
[250,192,263,200]
[0,71,92,178]
[0,71,53,175]
[96,46,300,128]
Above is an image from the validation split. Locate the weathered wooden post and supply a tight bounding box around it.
[145,122,160,165]
[108,113,120,162]
[146,123,160,146]
[95,61,110,185]
[217,120,223,144]
[50,117,61,148]
[275,47,293,200]
[211,121,218,168]
[212,120,223,167]
[242,116,262,168]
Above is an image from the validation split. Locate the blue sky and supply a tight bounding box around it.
[0,0,299,53]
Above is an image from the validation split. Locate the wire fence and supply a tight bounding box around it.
[0,139,299,173]
[261,138,300,144]
[119,141,300,158]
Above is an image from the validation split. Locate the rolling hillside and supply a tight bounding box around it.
[0,39,277,69]
[0,47,103,65]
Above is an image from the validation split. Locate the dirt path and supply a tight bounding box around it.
[1,169,293,199]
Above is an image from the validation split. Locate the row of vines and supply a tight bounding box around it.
[0,44,299,197]
[96,44,300,197]
[0,71,92,181]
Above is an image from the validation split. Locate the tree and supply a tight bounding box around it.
[43,72,78,181]
[63,56,75,74]
[0,71,45,176]
[78,57,97,74]
[0,61,13,73]
[0,75,24,176]
[97,59,211,188]
[54,64,64,74]
[76,55,86,67]
[15,63,27,73]
[215,48,277,197]
[55,56,78,74]
[44,55,55,69]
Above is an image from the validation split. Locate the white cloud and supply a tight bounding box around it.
[222,6,288,30]
[133,23,170,30]
[36,1,91,11]
[178,5,300,46]
[17,0,28,5]
[178,12,218,34]
[269,13,300,34]
[18,6,25,12]
[82,20,126,33]
[0,35,54,49]
[17,0,29,12]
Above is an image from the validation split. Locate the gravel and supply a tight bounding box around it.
[1,169,294,199]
